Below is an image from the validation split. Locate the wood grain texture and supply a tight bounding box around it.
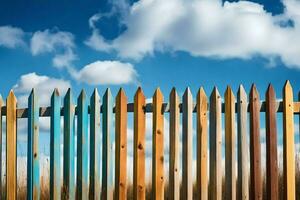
[89,89,101,200]
[133,87,146,200]
[182,88,193,200]
[102,88,114,200]
[169,88,180,200]
[249,85,262,200]
[50,89,61,200]
[6,90,17,200]
[115,88,127,200]
[225,86,236,200]
[237,85,249,200]
[0,96,3,199]
[196,87,208,200]
[265,84,278,200]
[152,88,164,200]
[27,89,40,200]
[76,90,89,200]
[283,80,295,200]
[63,89,76,200]
[209,87,222,200]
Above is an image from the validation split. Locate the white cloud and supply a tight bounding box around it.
[13,72,71,106]
[86,0,300,68]
[0,26,25,48]
[30,29,76,69]
[73,60,138,85]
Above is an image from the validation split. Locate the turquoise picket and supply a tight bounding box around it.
[27,89,40,199]
[76,90,89,199]
[90,89,101,199]
[102,88,114,199]
[63,89,76,199]
[50,89,61,200]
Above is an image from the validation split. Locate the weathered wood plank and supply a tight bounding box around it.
[196,87,208,200]
[27,89,40,200]
[169,88,180,200]
[152,88,164,200]
[50,89,61,200]
[283,80,295,200]
[76,90,89,200]
[89,89,101,200]
[225,86,236,200]
[237,85,249,200]
[209,87,222,200]
[63,89,76,200]
[133,87,146,200]
[249,85,262,200]
[265,84,278,200]
[102,88,114,200]
[182,88,193,200]
[0,96,3,199]
[6,90,17,200]
[115,88,127,200]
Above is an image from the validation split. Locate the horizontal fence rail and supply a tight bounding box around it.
[0,81,300,199]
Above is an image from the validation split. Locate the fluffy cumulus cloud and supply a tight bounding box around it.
[0,26,25,48]
[30,29,76,69]
[73,60,138,85]
[13,72,71,106]
[86,0,300,68]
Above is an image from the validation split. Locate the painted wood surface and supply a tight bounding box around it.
[196,88,208,200]
[237,85,249,200]
[283,80,295,200]
[209,87,222,200]
[89,89,101,200]
[265,84,278,200]
[133,87,146,200]
[169,88,180,200]
[225,86,236,200]
[182,88,193,200]
[152,88,164,200]
[0,96,3,199]
[76,90,89,200]
[63,89,75,200]
[115,88,127,200]
[249,85,262,200]
[50,89,61,200]
[102,88,114,200]
[27,89,40,200]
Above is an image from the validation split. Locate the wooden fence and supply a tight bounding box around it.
[0,81,300,200]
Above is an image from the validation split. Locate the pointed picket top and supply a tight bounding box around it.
[135,87,145,99]
[210,86,220,101]
[283,80,293,96]
[250,84,260,102]
[153,87,163,98]
[116,88,127,103]
[197,87,207,100]
[7,90,17,102]
[170,87,178,98]
[104,88,112,99]
[183,87,192,97]
[64,88,73,101]
[266,84,276,100]
[52,88,60,98]
[29,88,36,97]
[225,86,235,100]
[237,85,247,102]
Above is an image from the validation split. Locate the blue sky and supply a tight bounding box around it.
[1,0,300,174]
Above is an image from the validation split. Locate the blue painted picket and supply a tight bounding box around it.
[89,89,101,199]
[50,89,61,200]
[102,88,114,199]
[27,89,40,199]
[76,90,89,199]
[63,89,76,199]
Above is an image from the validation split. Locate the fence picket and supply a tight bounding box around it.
[102,88,114,200]
[209,87,222,200]
[76,90,89,199]
[6,90,17,200]
[90,89,101,200]
[133,87,146,200]
[169,88,180,200]
[182,88,193,200]
[196,87,208,200]
[249,85,262,200]
[27,89,40,199]
[237,85,249,200]
[0,96,3,199]
[225,86,236,200]
[152,88,164,200]
[115,88,127,200]
[63,89,76,200]
[50,89,61,200]
[265,84,278,200]
[283,80,295,199]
